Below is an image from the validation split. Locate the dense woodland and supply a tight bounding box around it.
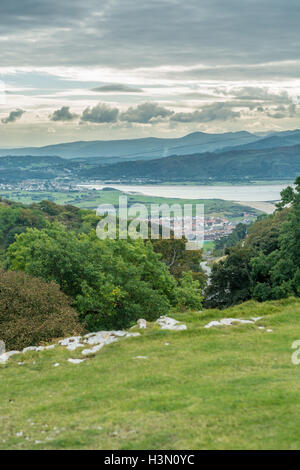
[206,177,300,308]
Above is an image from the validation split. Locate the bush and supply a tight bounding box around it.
[175,272,203,311]
[0,269,83,350]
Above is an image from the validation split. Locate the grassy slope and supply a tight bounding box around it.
[0,189,261,220]
[1,297,300,450]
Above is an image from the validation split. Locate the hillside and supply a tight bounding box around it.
[0,131,259,160]
[80,144,300,183]
[1,297,300,450]
[220,129,300,152]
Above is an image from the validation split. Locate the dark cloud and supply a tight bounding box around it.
[227,87,292,103]
[171,103,240,123]
[81,103,119,123]
[0,1,298,76]
[49,106,78,121]
[1,108,25,124]
[120,102,173,123]
[91,84,143,93]
[171,61,300,81]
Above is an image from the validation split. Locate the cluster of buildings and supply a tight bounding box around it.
[0,181,78,192]
[145,215,252,242]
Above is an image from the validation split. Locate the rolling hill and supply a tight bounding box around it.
[79,144,300,183]
[0,131,260,161]
[220,129,300,152]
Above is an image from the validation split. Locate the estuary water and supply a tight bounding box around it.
[80,183,289,202]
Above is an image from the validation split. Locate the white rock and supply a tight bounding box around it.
[137,319,147,329]
[68,358,86,364]
[82,343,105,356]
[53,363,60,367]
[0,350,20,363]
[58,336,84,351]
[22,346,44,353]
[135,356,148,359]
[2,327,141,363]
[267,329,273,332]
[204,317,263,329]
[155,316,187,331]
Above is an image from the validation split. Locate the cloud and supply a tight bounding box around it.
[1,108,25,124]
[49,106,78,121]
[227,87,293,104]
[171,103,240,123]
[0,1,298,78]
[266,103,298,119]
[81,103,119,123]
[91,84,143,93]
[120,102,173,123]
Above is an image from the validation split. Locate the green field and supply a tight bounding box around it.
[0,189,261,221]
[203,241,215,253]
[1,297,300,450]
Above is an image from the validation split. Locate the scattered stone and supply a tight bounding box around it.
[1,326,142,364]
[267,329,273,332]
[22,346,44,353]
[16,431,23,437]
[82,343,105,356]
[155,316,187,331]
[137,319,147,329]
[58,336,84,351]
[0,350,20,364]
[53,363,60,367]
[165,342,170,346]
[135,356,148,359]
[68,358,86,364]
[204,317,263,329]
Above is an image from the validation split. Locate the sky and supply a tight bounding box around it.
[0,0,299,147]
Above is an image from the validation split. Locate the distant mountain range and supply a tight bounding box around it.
[80,144,300,183]
[0,131,262,161]
[0,129,299,184]
[220,129,300,152]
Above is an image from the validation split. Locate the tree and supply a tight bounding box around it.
[205,246,252,309]
[7,223,181,330]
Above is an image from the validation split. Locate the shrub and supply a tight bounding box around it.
[175,272,203,311]
[0,269,83,350]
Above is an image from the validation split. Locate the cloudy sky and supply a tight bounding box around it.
[0,0,299,146]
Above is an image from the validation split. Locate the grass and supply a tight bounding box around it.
[203,241,215,253]
[0,189,261,221]
[1,297,300,450]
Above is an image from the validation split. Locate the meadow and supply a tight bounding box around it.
[1,297,300,450]
[0,188,260,221]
